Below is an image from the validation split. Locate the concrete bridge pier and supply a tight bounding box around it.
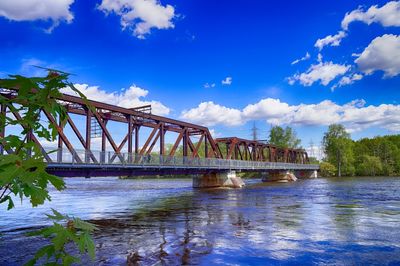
[294,170,318,179]
[261,171,298,182]
[193,171,245,188]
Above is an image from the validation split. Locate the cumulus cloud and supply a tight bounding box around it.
[221,76,232,85]
[61,84,170,115]
[342,1,400,30]
[180,98,400,132]
[242,98,293,120]
[311,1,400,52]
[98,0,176,39]
[291,52,311,65]
[288,61,350,86]
[332,73,363,90]
[180,101,242,127]
[314,31,347,50]
[355,34,400,77]
[0,0,74,32]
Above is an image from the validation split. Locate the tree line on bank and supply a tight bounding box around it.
[266,124,400,177]
[320,124,400,177]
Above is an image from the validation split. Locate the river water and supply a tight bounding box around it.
[1,176,400,265]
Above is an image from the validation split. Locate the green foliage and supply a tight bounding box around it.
[320,161,337,177]
[0,71,96,264]
[25,209,97,266]
[268,126,301,149]
[0,72,71,208]
[356,155,382,176]
[322,124,354,176]
[322,124,400,177]
[353,136,400,176]
[308,157,319,164]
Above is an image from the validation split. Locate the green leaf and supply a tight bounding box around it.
[62,254,79,266]
[46,208,66,221]
[73,218,97,232]
[0,195,15,210]
[50,223,68,251]
[78,232,96,260]
[47,175,66,191]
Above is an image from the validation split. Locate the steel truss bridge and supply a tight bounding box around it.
[0,87,319,177]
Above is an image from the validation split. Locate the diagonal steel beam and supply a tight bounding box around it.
[168,131,184,157]
[42,109,81,163]
[139,123,160,155]
[191,134,204,158]
[91,108,124,162]
[9,108,52,162]
[66,115,98,163]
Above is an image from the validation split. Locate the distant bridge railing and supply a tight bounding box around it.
[46,148,319,171]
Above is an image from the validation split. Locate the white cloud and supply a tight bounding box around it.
[98,0,176,39]
[342,1,400,30]
[61,84,170,116]
[208,129,221,138]
[291,52,311,65]
[242,98,293,121]
[332,73,363,90]
[355,34,400,77]
[221,76,232,85]
[180,101,242,127]
[0,0,74,32]
[314,31,347,50]
[203,83,215,88]
[288,61,350,86]
[181,98,400,133]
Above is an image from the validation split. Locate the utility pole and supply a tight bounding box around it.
[251,122,258,141]
[309,139,315,158]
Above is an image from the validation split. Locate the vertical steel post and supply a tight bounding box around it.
[135,126,139,154]
[101,119,107,163]
[85,108,91,163]
[127,115,133,162]
[160,123,164,156]
[183,128,188,157]
[204,134,208,158]
[57,116,63,163]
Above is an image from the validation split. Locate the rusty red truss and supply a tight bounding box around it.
[0,88,309,164]
[215,137,309,164]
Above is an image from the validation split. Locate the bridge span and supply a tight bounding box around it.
[1,86,319,187]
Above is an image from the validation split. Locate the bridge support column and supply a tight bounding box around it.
[294,170,318,179]
[261,171,297,182]
[193,171,245,188]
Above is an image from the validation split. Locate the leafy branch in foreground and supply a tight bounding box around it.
[0,72,70,208]
[0,70,97,265]
[25,209,97,266]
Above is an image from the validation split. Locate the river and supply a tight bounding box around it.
[1,176,400,265]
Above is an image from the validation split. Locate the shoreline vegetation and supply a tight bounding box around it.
[320,124,400,178]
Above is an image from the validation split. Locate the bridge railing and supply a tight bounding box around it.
[45,148,319,170]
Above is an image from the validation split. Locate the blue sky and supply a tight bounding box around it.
[1,0,400,153]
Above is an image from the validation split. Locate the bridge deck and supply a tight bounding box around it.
[46,148,319,177]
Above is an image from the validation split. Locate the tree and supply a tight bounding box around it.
[268,126,301,149]
[322,124,354,177]
[0,72,96,265]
